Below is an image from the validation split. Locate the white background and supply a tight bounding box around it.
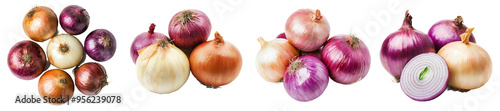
[1,0,499,111]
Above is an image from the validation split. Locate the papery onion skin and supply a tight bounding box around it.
[75,62,108,95]
[190,32,242,88]
[169,9,211,56]
[130,23,169,64]
[137,39,190,94]
[276,32,287,39]
[23,6,58,42]
[85,29,116,62]
[285,9,330,52]
[428,16,475,51]
[47,34,83,69]
[284,56,329,102]
[438,28,492,90]
[8,40,47,80]
[38,69,74,105]
[256,37,299,82]
[59,5,90,35]
[380,10,435,81]
[322,35,370,84]
[400,53,448,101]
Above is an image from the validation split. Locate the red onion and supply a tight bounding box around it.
[59,5,89,35]
[85,29,116,62]
[380,10,435,81]
[75,62,108,95]
[428,16,475,51]
[322,35,370,84]
[130,23,169,64]
[285,9,330,52]
[400,53,448,101]
[276,32,286,39]
[283,56,329,102]
[8,40,47,80]
[169,9,211,56]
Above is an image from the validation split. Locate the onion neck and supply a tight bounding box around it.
[214,31,225,46]
[59,78,68,87]
[348,35,360,48]
[257,37,267,47]
[455,16,464,26]
[289,59,303,74]
[460,28,474,45]
[101,31,112,47]
[60,44,69,54]
[401,10,414,29]
[28,7,37,18]
[313,9,323,21]
[148,23,156,34]
[157,39,171,47]
[418,67,429,81]
[79,9,86,14]
[100,76,108,88]
[22,53,33,64]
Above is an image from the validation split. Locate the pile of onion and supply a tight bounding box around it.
[136,39,190,94]
[169,9,211,56]
[8,40,47,80]
[130,23,169,64]
[190,32,242,88]
[322,35,370,84]
[428,16,475,51]
[23,6,58,42]
[47,34,84,69]
[75,62,108,95]
[380,10,435,81]
[283,56,329,102]
[400,53,448,101]
[438,28,492,91]
[85,29,116,62]
[59,5,90,35]
[285,9,330,52]
[38,69,74,105]
[256,36,299,82]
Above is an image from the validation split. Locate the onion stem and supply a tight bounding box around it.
[27,7,37,18]
[148,23,156,34]
[257,37,267,47]
[214,31,225,45]
[289,59,303,74]
[348,35,360,48]
[418,67,429,81]
[60,44,69,53]
[313,9,322,21]
[402,10,413,29]
[455,16,463,26]
[460,28,474,44]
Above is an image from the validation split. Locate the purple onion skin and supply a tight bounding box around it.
[169,9,211,56]
[428,16,475,51]
[60,5,89,35]
[85,29,116,62]
[8,40,47,80]
[380,11,435,80]
[276,32,287,39]
[322,35,370,84]
[130,24,169,64]
[284,56,329,102]
[301,49,322,60]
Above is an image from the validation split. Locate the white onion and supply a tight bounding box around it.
[400,53,448,101]
[47,34,83,69]
[136,40,190,94]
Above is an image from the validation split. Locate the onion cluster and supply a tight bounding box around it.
[9,5,115,105]
[380,10,492,101]
[257,9,371,102]
[132,10,241,94]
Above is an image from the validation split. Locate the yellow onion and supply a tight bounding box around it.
[23,6,58,42]
[256,37,299,82]
[438,28,492,90]
[136,39,190,94]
